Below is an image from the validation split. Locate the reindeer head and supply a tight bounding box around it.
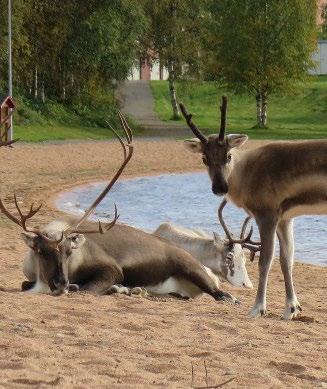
[181,96,248,195]
[212,231,253,289]
[21,224,86,295]
[213,199,260,288]
[0,112,133,296]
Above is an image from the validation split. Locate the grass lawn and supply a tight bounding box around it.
[11,92,143,142]
[150,77,327,140]
[13,120,143,143]
[14,124,117,142]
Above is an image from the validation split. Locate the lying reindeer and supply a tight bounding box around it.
[0,112,239,303]
[154,200,261,289]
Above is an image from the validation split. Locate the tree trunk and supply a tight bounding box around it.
[256,92,268,128]
[62,70,66,101]
[260,92,268,127]
[41,75,45,103]
[168,78,180,120]
[34,68,38,100]
[256,93,262,126]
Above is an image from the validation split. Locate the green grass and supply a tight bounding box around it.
[13,122,143,142]
[11,93,143,142]
[14,124,118,142]
[150,77,327,140]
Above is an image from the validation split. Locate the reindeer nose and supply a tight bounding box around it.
[243,280,253,289]
[53,277,69,291]
[212,182,228,195]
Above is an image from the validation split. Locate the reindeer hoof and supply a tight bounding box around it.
[68,284,79,292]
[223,292,240,305]
[249,303,266,318]
[130,287,148,297]
[283,300,302,320]
[21,281,35,291]
[107,284,131,295]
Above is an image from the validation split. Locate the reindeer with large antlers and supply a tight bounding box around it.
[181,96,327,319]
[0,112,240,303]
[155,199,260,289]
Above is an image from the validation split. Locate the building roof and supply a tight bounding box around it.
[0,96,15,109]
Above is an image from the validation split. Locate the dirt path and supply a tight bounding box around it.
[117,81,189,137]
[0,140,326,388]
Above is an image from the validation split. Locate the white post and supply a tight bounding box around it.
[8,0,13,141]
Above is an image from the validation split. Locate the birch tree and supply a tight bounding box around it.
[0,0,146,105]
[206,0,317,127]
[144,0,204,119]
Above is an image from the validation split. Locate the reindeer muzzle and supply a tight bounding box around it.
[51,279,69,296]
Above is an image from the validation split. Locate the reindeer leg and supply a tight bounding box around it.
[77,263,124,295]
[180,262,239,304]
[249,214,277,318]
[277,218,301,320]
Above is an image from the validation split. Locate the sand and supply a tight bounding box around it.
[0,139,326,389]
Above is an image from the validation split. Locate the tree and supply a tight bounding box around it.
[206,0,317,127]
[318,2,327,39]
[143,0,205,119]
[0,0,147,107]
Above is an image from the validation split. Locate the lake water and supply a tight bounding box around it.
[55,172,327,267]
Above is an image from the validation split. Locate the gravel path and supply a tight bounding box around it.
[117,80,190,137]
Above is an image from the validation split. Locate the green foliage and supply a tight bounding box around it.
[142,0,207,119]
[150,78,327,140]
[205,0,317,95]
[12,91,142,142]
[14,90,119,128]
[143,0,205,79]
[318,4,327,39]
[0,0,147,103]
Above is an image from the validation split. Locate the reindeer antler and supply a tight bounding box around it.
[218,199,261,260]
[64,110,133,235]
[218,199,253,244]
[0,111,134,240]
[0,194,63,244]
[0,194,42,233]
[180,96,228,144]
[179,103,207,144]
[218,96,227,141]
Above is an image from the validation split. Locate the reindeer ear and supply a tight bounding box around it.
[226,134,248,149]
[213,232,223,244]
[21,232,37,249]
[183,138,203,153]
[68,233,86,249]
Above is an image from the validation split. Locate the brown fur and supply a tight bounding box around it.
[185,134,327,318]
[25,217,237,302]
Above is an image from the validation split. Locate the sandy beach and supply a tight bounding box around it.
[0,139,326,388]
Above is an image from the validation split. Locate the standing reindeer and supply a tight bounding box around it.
[181,96,327,319]
[0,112,239,304]
[154,200,261,289]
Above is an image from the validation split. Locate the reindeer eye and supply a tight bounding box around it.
[202,156,208,166]
[227,154,232,162]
